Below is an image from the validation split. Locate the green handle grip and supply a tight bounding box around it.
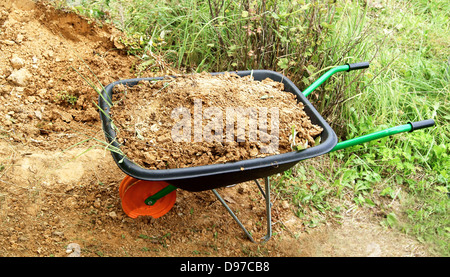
[331,119,435,152]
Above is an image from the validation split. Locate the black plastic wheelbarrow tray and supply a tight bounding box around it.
[98,62,435,242]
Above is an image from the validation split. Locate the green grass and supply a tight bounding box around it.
[331,0,449,256]
[63,0,449,256]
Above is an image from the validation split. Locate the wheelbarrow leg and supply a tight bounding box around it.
[262,176,273,242]
[212,176,272,243]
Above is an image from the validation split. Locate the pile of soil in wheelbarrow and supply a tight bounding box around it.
[109,72,323,169]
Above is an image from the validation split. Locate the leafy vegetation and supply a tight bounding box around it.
[60,0,449,256]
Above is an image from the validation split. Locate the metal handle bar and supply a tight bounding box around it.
[331,119,435,152]
[300,63,435,150]
[302,62,370,97]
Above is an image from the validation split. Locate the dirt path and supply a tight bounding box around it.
[0,0,430,257]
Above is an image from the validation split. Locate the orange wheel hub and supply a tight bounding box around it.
[119,176,176,219]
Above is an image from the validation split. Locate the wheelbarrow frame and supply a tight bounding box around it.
[99,70,340,192]
[98,62,435,243]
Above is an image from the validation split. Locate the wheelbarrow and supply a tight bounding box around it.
[98,62,435,242]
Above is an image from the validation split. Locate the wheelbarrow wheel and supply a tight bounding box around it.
[119,176,176,219]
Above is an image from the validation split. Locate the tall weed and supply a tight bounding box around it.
[67,0,380,124]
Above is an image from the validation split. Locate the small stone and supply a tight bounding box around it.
[10,56,25,69]
[249,147,258,157]
[108,211,117,218]
[94,198,101,208]
[34,110,42,120]
[37,88,47,97]
[64,197,77,209]
[150,124,159,132]
[15,34,24,43]
[143,152,156,164]
[43,50,54,59]
[27,95,36,103]
[156,134,170,143]
[7,68,31,87]
[18,236,28,242]
[58,111,73,123]
[0,40,15,45]
[52,231,64,237]
[66,243,81,257]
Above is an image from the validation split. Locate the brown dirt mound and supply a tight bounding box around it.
[109,72,323,169]
[0,0,138,149]
[0,0,430,258]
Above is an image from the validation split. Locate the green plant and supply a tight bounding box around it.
[273,163,336,225]
[70,0,376,118]
[69,0,111,21]
[57,90,78,105]
[402,183,450,256]
[138,233,171,248]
